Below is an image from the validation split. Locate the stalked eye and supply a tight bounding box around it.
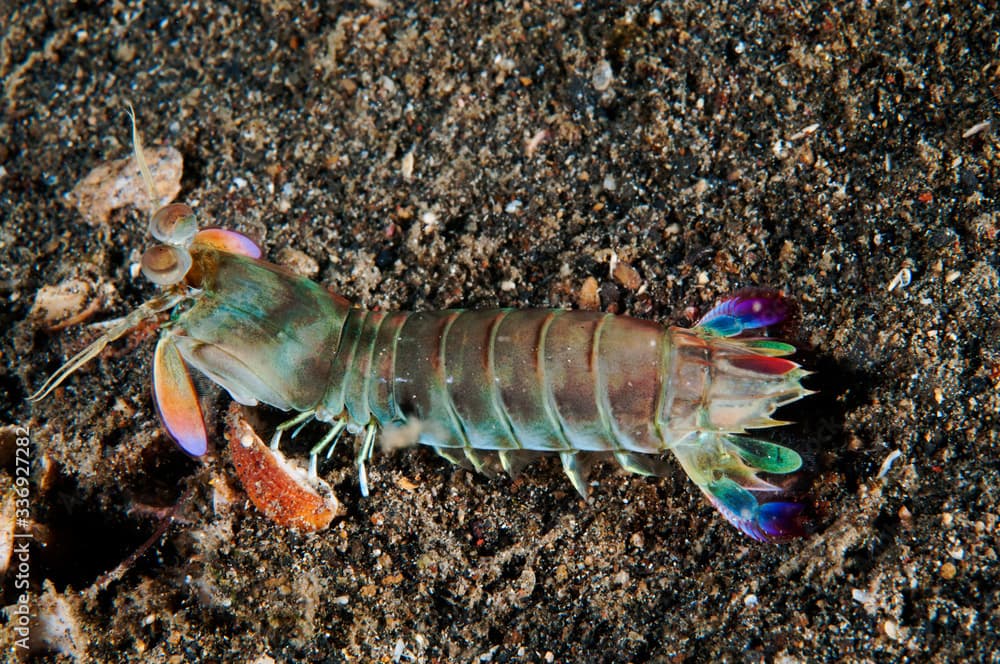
[150,203,198,247]
[141,244,193,285]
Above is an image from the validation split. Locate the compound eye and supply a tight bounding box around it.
[141,244,193,285]
[150,203,198,247]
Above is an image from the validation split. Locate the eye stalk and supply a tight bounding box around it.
[150,203,198,247]
[141,244,193,286]
[143,203,199,286]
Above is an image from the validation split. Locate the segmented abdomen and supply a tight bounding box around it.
[320,308,670,455]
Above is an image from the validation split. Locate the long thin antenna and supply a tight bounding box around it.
[126,103,160,210]
[28,293,182,401]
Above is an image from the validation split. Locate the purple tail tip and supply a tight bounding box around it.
[757,501,807,540]
[696,289,795,337]
[704,477,808,542]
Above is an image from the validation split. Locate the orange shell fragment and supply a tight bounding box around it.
[225,404,343,532]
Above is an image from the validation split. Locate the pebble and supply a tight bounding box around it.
[276,247,320,279]
[578,276,600,310]
[612,261,642,290]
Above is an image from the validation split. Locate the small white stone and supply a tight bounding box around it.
[592,59,613,91]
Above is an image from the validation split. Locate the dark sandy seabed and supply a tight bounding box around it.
[1,1,998,662]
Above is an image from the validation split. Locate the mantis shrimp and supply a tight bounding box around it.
[31,115,813,541]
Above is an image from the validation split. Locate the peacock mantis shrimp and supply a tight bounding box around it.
[31,113,813,541]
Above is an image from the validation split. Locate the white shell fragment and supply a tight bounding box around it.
[29,269,117,331]
[962,120,991,139]
[887,267,912,292]
[877,449,903,479]
[401,149,415,181]
[592,59,613,91]
[66,146,183,225]
[30,278,93,327]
